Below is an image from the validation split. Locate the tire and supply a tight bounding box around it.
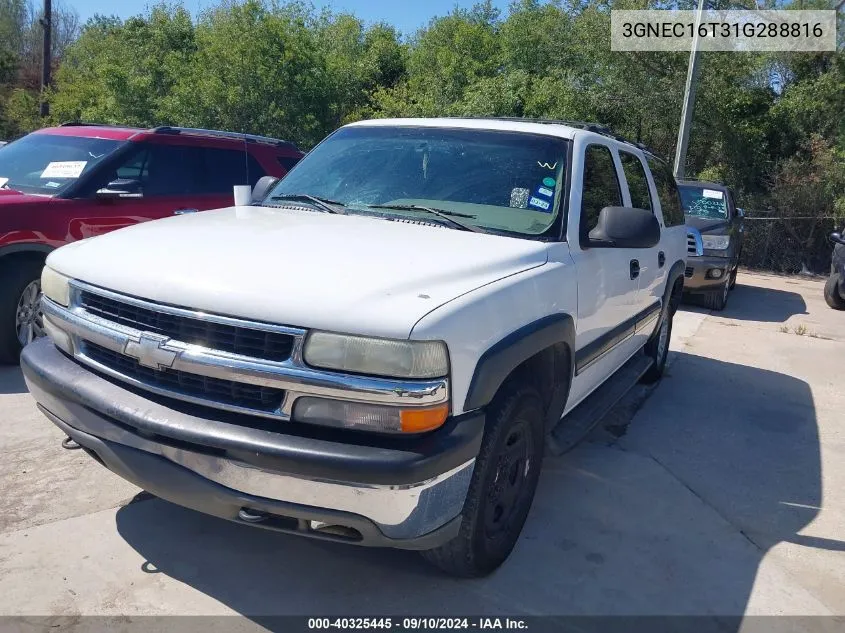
[641,306,673,384]
[824,273,845,310]
[728,265,738,290]
[0,261,45,364]
[420,382,545,577]
[705,280,729,311]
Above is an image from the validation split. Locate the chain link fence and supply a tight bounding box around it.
[739,216,840,275]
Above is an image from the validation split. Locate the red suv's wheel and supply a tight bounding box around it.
[0,261,45,364]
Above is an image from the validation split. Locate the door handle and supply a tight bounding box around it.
[630,259,640,280]
[658,251,666,268]
[173,208,198,215]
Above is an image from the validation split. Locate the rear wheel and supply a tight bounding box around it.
[824,273,845,310]
[641,305,673,384]
[420,382,545,577]
[0,262,45,364]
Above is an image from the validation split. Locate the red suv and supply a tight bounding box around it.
[0,123,302,363]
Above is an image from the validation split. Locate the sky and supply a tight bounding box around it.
[69,0,512,36]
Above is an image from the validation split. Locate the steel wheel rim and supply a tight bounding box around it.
[484,420,535,541]
[15,280,44,347]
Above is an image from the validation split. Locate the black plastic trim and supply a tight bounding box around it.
[463,313,575,411]
[575,301,661,375]
[21,338,484,486]
[0,243,54,258]
[44,412,459,551]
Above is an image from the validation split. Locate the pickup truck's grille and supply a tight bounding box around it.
[84,341,285,412]
[80,291,294,362]
[687,229,703,257]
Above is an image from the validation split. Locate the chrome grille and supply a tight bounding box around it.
[84,341,285,412]
[80,291,294,362]
[687,228,703,257]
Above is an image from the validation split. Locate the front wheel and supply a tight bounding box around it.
[420,383,545,577]
[705,280,730,311]
[824,273,845,310]
[0,262,46,364]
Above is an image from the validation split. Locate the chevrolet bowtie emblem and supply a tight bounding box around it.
[124,333,178,370]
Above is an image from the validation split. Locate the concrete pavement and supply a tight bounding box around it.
[0,271,842,619]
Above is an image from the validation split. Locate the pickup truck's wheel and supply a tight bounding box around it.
[824,273,845,310]
[641,307,673,384]
[420,383,544,577]
[0,262,45,364]
[705,280,729,311]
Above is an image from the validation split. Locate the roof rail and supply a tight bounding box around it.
[150,126,298,150]
[59,121,142,128]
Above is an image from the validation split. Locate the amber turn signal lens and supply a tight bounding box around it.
[400,403,449,433]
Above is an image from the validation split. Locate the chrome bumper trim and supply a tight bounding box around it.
[69,400,473,539]
[42,283,449,421]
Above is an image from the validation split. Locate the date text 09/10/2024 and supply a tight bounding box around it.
[307,618,529,630]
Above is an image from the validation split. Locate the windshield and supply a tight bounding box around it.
[268,126,570,236]
[679,185,729,219]
[0,133,122,196]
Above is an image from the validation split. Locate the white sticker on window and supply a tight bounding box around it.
[528,196,550,210]
[702,189,724,199]
[41,161,87,179]
[44,181,61,188]
[0,177,8,188]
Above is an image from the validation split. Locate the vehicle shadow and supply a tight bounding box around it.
[114,353,821,622]
[685,282,808,323]
[0,365,28,394]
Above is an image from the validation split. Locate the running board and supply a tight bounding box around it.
[548,353,654,455]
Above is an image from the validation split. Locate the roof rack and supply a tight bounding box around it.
[59,121,143,129]
[445,116,658,156]
[151,126,298,150]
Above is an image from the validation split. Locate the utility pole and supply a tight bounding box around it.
[39,0,52,117]
[673,0,706,179]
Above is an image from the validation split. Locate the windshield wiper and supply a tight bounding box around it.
[269,194,346,214]
[367,204,487,234]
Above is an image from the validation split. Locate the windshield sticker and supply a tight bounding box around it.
[702,189,724,199]
[538,186,554,197]
[44,181,61,188]
[528,196,551,212]
[41,161,87,179]
[542,177,556,188]
[510,188,530,208]
[537,161,558,170]
[0,177,8,189]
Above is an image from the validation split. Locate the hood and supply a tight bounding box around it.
[685,214,730,234]
[0,189,47,204]
[47,206,550,339]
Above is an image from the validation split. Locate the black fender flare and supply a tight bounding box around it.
[0,243,54,259]
[664,259,686,317]
[463,313,576,414]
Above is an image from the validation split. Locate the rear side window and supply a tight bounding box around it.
[277,155,301,173]
[647,157,685,227]
[619,151,653,212]
[580,145,622,242]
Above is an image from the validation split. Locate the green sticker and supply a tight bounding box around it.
[543,177,556,187]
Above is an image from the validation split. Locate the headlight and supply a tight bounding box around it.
[701,235,730,250]
[304,332,448,379]
[41,266,70,307]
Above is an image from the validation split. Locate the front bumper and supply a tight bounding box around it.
[683,255,732,292]
[22,338,484,549]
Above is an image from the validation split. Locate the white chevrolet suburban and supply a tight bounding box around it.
[22,118,688,577]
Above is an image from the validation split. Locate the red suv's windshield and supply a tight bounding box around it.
[0,133,123,196]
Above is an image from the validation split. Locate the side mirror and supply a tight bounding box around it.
[251,176,280,204]
[96,178,142,198]
[736,208,745,218]
[587,206,661,249]
[830,232,845,246]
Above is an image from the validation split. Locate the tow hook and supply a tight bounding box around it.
[61,436,81,450]
[238,508,269,523]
